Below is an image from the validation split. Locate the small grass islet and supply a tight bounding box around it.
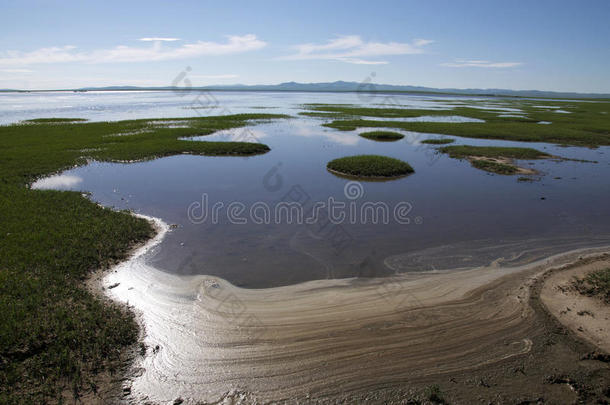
[421,138,454,145]
[438,145,552,175]
[359,131,405,141]
[327,155,414,179]
[0,113,286,402]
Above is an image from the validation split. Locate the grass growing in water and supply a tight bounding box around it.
[0,113,286,402]
[327,155,414,178]
[438,145,551,159]
[470,159,518,174]
[438,145,551,175]
[421,138,455,145]
[359,131,405,141]
[317,100,610,147]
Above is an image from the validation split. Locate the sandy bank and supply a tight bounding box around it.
[99,215,610,404]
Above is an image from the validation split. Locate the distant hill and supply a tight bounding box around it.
[3,81,609,99]
[77,81,610,99]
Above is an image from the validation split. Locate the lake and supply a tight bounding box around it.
[12,90,610,288]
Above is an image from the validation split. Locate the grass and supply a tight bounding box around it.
[0,113,287,403]
[327,155,414,178]
[315,100,610,147]
[424,384,446,404]
[438,145,551,160]
[437,145,550,175]
[420,138,455,145]
[358,131,405,141]
[25,118,89,123]
[572,268,610,303]
[470,159,519,174]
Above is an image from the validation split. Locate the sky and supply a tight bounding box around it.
[1,0,609,92]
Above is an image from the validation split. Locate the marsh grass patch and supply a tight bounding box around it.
[0,113,287,402]
[359,131,405,141]
[327,155,414,179]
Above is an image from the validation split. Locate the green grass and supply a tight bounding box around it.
[438,145,551,160]
[298,111,354,119]
[316,100,610,147]
[420,138,455,145]
[358,131,405,141]
[25,118,89,123]
[572,268,610,303]
[0,113,287,403]
[437,145,551,175]
[424,384,446,404]
[327,155,414,178]
[470,159,519,174]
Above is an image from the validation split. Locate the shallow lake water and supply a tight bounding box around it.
[18,91,610,288]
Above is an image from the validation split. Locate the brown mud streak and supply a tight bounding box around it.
[99,230,610,404]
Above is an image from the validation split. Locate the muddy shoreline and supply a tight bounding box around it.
[93,215,609,404]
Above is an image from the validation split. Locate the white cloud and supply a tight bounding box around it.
[0,68,33,73]
[139,37,181,42]
[189,74,239,80]
[441,59,523,68]
[0,35,266,66]
[281,35,433,65]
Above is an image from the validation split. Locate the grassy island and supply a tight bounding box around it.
[438,145,551,175]
[359,131,405,141]
[327,155,414,179]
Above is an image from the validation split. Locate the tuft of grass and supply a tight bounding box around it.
[359,131,405,141]
[470,159,518,174]
[421,138,455,145]
[424,384,446,404]
[572,268,610,303]
[438,145,551,160]
[327,155,414,179]
[0,113,287,402]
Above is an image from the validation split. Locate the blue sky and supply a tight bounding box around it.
[1,0,609,92]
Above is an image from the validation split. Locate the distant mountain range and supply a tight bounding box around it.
[3,81,609,99]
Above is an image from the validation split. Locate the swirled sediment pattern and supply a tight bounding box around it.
[104,217,607,404]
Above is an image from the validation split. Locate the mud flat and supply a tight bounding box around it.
[540,260,610,352]
[101,216,610,404]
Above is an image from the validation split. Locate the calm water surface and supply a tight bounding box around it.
[16,91,610,287]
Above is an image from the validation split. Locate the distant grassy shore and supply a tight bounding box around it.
[327,155,414,179]
[0,113,286,403]
[308,100,610,147]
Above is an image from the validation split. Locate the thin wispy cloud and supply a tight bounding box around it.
[0,68,33,73]
[441,59,523,68]
[0,35,266,66]
[139,37,181,42]
[189,74,239,80]
[281,35,434,65]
